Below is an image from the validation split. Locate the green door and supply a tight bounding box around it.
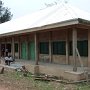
[21,42,27,59]
[29,42,35,60]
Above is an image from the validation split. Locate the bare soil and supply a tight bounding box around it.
[0,87,8,90]
[0,71,90,90]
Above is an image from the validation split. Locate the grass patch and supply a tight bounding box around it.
[0,71,90,90]
[76,82,90,90]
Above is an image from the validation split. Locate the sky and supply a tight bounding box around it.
[2,0,90,19]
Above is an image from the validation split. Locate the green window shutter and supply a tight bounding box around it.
[77,41,83,56]
[52,42,58,54]
[57,42,61,54]
[15,43,18,52]
[29,42,35,60]
[40,42,49,54]
[77,40,88,57]
[52,41,66,55]
[21,42,28,59]
[61,41,66,55]
[83,40,88,56]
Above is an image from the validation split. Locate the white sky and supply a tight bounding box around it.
[2,0,90,19]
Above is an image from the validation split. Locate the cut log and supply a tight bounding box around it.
[0,67,4,74]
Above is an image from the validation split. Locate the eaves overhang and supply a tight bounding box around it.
[0,18,90,37]
[0,18,80,37]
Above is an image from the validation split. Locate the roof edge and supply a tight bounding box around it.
[0,18,79,37]
[78,18,90,24]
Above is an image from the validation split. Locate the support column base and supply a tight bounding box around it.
[34,65,40,75]
[73,67,77,72]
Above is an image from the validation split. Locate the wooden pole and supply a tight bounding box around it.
[12,37,15,58]
[0,41,2,64]
[49,31,52,63]
[26,35,29,60]
[72,28,77,72]
[0,42,1,58]
[66,30,69,64]
[18,36,21,59]
[88,30,90,67]
[5,38,7,57]
[35,33,39,65]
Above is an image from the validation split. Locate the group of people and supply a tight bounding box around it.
[1,48,15,65]
[1,48,8,57]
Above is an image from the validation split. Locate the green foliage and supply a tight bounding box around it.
[77,82,90,90]
[0,0,12,23]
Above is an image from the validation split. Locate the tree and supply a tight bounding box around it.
[0,0,12,23]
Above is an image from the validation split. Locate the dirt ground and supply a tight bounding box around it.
[0,86,9,90]
[0,71,74,90]
[0,71,90,90]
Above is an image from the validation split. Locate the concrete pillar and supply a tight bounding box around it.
[66,30,69,64]
[0,42,1,58]
[0,41,2,64]
[35,33,39,65]
[12,37,15,58]
[26,35,29,60]
[72,28,77,72]
[5,38,7,56]
[18,36,21,59]
[49,31,52,63]
[88,30,90,67]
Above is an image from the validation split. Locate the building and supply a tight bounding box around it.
[0,3,90,80]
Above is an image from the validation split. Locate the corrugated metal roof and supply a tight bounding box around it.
[0,3,90,35]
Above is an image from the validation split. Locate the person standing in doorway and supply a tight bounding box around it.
[1,48,5,57]
[5,48,8,56]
